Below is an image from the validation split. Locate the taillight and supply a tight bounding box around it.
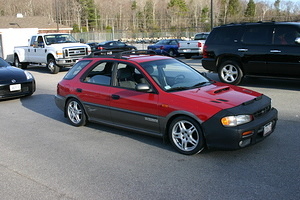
[160,46,164,50]
[203,45,208,58]
[197,42,202,47]
[98,46,105,50]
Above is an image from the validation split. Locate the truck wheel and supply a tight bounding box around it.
[218,60,243,85]
[47,58,60,74]
[14,56,28,69]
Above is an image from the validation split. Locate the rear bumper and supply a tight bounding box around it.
[55,94,66,112]
[178,48,202,54]
[202,58,217,72]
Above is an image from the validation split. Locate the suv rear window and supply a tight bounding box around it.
[208,27,241,45]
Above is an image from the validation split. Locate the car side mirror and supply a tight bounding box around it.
[80,39,85,43]
[295,37,300,44]
[136,83,151,92]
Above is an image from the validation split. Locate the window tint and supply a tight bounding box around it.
[83,61,113,85]
[209,27,241,44]
[274,26,300,45]
[242,26,271,45]
[64,60,91,80]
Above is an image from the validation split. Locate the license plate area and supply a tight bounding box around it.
[10,84,21,91]
[263,122,273,137]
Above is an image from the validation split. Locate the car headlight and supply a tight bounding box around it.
[221,115,253,127]
[24,71,33,80]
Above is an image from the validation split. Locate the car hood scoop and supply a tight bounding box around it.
[206,86,230,95]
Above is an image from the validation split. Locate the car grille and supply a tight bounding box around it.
[253,105,271,118]
[64,47,88,58]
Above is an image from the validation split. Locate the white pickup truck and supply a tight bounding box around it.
[178,32,209,59]
[14,33,91,74]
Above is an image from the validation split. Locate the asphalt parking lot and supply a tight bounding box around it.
[1,58,300,200]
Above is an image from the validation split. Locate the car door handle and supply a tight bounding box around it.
[238,48,248,52]
[111,94,120,100]
[270,50,281,53]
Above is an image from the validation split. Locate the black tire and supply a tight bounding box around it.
[168,49,176,57]
[14,55,28,69]
[184,54,192,59]
[169,116,205,155]
[66,98,87,127]
[47,57,60,74]
[218,60,243,85]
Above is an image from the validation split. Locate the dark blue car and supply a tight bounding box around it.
[147,39,182,57]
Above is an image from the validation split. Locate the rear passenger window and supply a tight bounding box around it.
[242,26,271,45]
[83,62,113,85]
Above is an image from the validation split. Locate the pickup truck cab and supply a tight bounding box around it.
[178,32,209,58]
[14,33,91,74]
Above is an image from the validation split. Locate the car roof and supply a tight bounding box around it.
[217,21,300,28]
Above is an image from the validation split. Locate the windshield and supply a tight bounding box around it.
[44,34,77,45]
[140,59,211,91]
[0,58,10,67]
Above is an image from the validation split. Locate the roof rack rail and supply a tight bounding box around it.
[85,49,157,59]
[85,50,124,58]
[115,50,157,58]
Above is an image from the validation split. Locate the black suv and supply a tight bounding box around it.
[202,22,300,84]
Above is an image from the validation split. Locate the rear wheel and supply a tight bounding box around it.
[168,49,176,57]
[14,55,28,69]
[218,60,243,85]
[66,98,87,127]
[169,116,205,155]
[47,57,60,74]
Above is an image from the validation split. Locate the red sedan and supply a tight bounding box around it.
[55,52,278,155]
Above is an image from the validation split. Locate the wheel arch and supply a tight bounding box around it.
[163,111,206,139]
[216,55,244,72]
[63,96,89,120]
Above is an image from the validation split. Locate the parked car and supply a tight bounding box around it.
[87,42,99,52]
[96,41,137,51]
[55,51,278,155]
[178,32,210,58]
[0,57,35,100]
[147,39,182,57]
[202,21,300,84]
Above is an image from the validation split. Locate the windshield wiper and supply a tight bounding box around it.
[192,81,213,88]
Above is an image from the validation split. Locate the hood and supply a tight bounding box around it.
[172,82,262,110]
[0,66,27,83]
[48,43,90,49]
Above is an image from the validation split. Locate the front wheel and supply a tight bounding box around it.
[66,99,87,127]
[169,116,205,155]
[218,60,243,85]
[47,57,60,74]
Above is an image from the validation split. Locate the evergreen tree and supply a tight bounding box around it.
[244,0,256,19]
[228,0,240,17]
